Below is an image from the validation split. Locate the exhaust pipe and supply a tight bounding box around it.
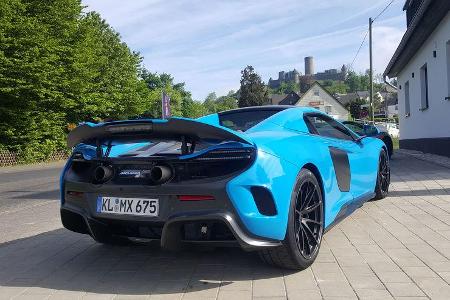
[93,165,113,183]
[150,165,172,184]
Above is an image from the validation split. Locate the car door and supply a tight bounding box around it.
[304,114,368,200]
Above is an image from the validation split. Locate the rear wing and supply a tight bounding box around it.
[67,117,252,149]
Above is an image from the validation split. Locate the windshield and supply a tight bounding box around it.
[218,109,284,132]
[343,121,364,136]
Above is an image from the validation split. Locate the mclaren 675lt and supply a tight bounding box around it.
[60,106,390,269]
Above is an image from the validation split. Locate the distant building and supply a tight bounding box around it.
[387,103,399,118]
[268,69,301,89]
[335,89,398,118]
[315,65,348,81]
[381,91,399,118]
[268,57,347,91]
[295,82,348,120]
[384,0,450,157]
[269,92,301,105]
[335,91,370,105]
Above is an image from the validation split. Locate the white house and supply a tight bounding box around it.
[384,0,450,157]
[295,82,349,120]
[387,104,399,118]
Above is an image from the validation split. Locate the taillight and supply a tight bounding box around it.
[193,148,254,161]
[172,147,255,182]
[67,191,84,197]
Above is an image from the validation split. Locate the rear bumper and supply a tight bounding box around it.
[61,206,280,250]
[61,179,281,250]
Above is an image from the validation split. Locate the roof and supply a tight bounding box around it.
[298,82,348,110]
[381,92,399,106]
[270,94,287,105]
[403,0,415,10]
[385,0,450,77]
[336,93,359,105]
[269,92,301,105]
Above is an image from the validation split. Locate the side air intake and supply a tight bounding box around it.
[250,186,277,216]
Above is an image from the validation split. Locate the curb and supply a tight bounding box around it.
[396,149,450,169]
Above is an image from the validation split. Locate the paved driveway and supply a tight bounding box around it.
[0,153,449,299]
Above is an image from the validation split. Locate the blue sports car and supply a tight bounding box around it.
[61,106,390,269]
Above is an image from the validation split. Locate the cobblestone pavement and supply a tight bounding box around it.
[1,153,450,300]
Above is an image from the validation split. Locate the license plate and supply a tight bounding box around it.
[97,196,159,216]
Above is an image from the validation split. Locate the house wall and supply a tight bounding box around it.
[296,85,348,120]
[396,13,450,156]
[387,104,398,118]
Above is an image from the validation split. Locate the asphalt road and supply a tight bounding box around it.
[1,155,450,299]
[0,162,64,243]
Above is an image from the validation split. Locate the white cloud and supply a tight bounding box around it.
[82,0,406,100]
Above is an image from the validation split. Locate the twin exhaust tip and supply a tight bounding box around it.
[93,165,172,184]
[149,165,172,184]
[93,165,113,183]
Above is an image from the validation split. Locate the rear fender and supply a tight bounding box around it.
[238,132,353,236]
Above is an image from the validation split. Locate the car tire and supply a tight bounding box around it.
[374,149,390,200]
[259,168,324,270]
[383,137,393,159]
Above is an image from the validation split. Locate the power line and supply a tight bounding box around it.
[373,0,396,22]
[348,0,397,71]
[349,30,369,71]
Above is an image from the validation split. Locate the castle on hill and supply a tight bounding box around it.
[268,56,348,90]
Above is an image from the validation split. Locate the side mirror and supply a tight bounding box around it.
[363,124,377,135]
[355,135,367,144]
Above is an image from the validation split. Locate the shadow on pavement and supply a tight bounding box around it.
[8,189,60,200]
[0,228,288,296]
[388,188,450,197]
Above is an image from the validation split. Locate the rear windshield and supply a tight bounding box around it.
[99,139,212,158]
[218,109,283,132]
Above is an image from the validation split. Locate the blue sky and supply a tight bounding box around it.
[82,0,406,100]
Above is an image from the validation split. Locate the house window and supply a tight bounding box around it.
[420,64,429,110]
[324,105,332,114]
[405,81,410,117]
[447,41,450,99]
[314,89,320,96]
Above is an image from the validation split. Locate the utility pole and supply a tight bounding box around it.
[369,17,374,122]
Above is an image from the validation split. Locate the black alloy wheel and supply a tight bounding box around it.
[259,169,324,269]
[374,149,390,200]
[294,180,323,259]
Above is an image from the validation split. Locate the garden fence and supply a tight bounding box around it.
[0,150,68,167]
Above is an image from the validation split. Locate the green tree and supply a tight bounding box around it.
[271,81,300,95]
[215,92,238,112]
[203,92,218,113]
[0,0,154,161]
[347,98,366,120]
[139,70,187,118]
[0,0,83,159]
[201,91,237,114]
[321,80,349,95]
[238,66,269,107]
[344,71,384,93]
[67,11,148,123]
[183,100,207,118]
[345,71,369,92]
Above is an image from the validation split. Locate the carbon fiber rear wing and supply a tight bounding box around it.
[67,118,252,150]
